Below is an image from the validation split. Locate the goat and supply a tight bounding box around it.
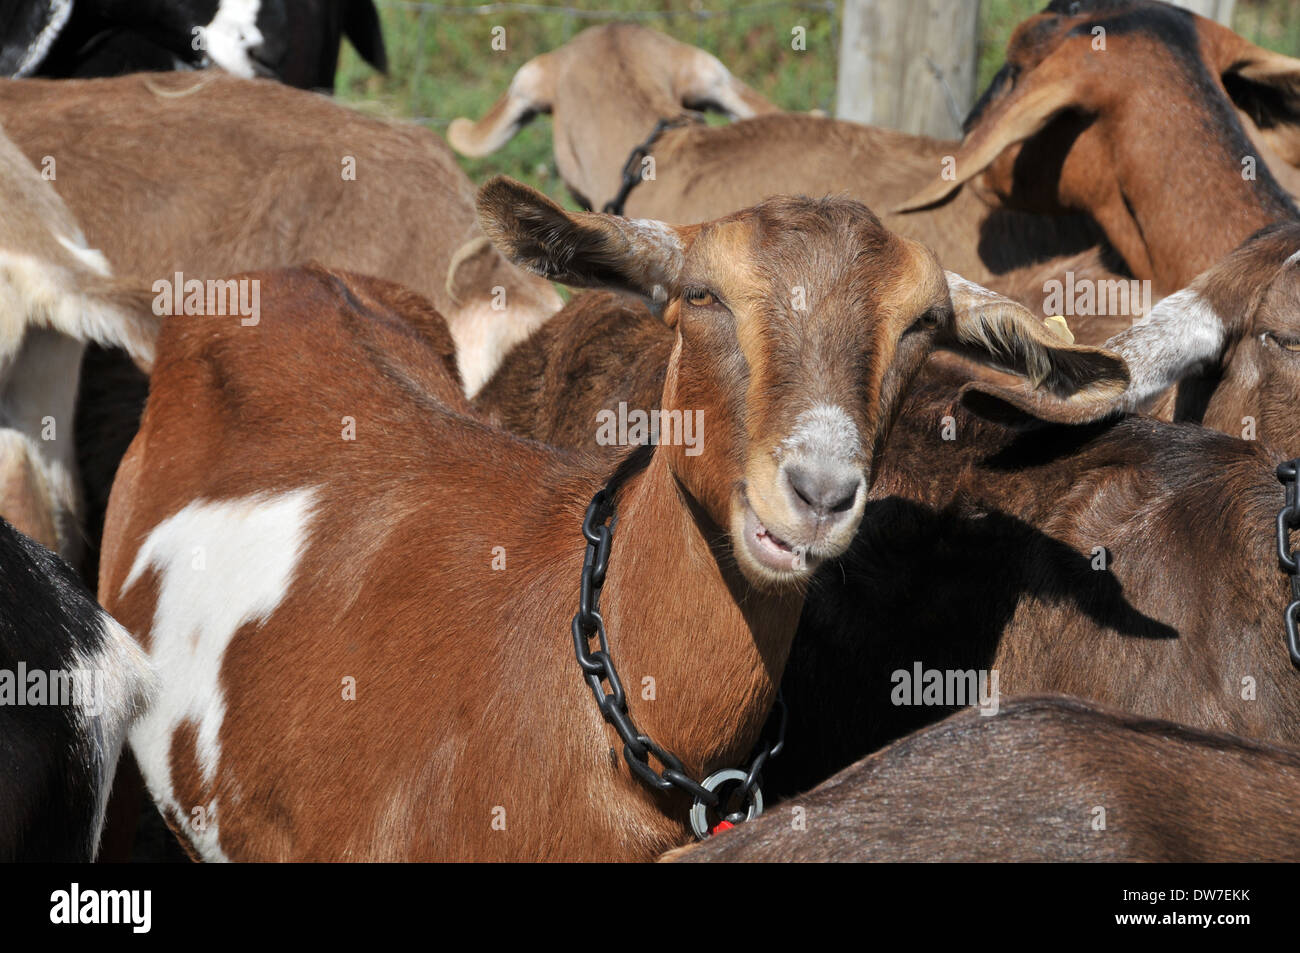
[1108,220,1300,452]
[472,261,1300,802]
[448,22,1126,330]
[452,6,1300,337]
[0,69,561,579]
[95,183,1125,861]
[2,0,387,89]
[0,124,156,564]
[662,697,1300,862]
[0,72,558,396]
[899,0,1300,298]
[0,516,155,861]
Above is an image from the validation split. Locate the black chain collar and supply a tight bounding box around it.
[570,454,787,838]
[601,114,703,217]
[1274,460,1300,667]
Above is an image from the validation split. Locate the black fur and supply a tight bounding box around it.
[0,518,112,861]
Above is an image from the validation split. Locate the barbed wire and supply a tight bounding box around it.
[377,0,837,19]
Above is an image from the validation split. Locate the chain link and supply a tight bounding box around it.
[571,481,787,836]
[601,115,703,217]
[1274,460,1300,667]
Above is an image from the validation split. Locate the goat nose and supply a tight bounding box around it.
[783,462,864,521]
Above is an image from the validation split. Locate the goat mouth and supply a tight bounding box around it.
[740,500,817,578]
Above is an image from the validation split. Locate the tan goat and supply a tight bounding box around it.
[0,125,155,561]
[0,72,562,395]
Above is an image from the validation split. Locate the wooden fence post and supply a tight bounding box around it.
[835,0,980,140]
[1167,0,1236,25]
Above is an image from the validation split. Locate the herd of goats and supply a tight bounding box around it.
[5,0,1300,863]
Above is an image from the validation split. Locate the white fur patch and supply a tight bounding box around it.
[1105,288,1227,411]
[777,403,862,463]
[450,298,551,398]
[945,270,1001,305]
[624,219,683,301]
[202,0,264,78]
[56,233,111,277]
[73,614,157,860]
[122,488,318,862]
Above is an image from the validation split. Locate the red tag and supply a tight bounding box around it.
[711,820,735,835]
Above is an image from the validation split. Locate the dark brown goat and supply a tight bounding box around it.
[1109,221,1300,451]
[901,0,1300,296]
[662,697,1300,862]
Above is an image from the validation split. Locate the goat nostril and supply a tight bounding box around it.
[784,464,862,519]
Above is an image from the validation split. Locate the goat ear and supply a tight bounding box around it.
[447,56,555,157]
[893,62,1089,213]
[674,49,777,118]
[938,273,1128,425]
[476,176,690,301]
[1103,288,1230,414]
[1196,18,1300,165]
[344,1,389,73]
[1101,224,1300,411]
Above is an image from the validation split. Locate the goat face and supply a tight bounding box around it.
[1109,221,1300,453]
[897,0,1300,286]
[477,178,1129,588]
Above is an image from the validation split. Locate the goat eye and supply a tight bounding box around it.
[685,288,717,308]
[1264,332,1300,352]
[917,308,945,331]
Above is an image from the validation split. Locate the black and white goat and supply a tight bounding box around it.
[0,517,155,861]
[0,0,387,89]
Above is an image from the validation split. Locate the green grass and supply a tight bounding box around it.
[336,0,1300,208]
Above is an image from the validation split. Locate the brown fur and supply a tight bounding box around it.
[662,697,1300,862]
[0,71,562,393]
[447,23,778,212]
[0,125,157,563]
[913,0,1299,297]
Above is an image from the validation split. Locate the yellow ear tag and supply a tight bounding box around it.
[1043,314,1074,345]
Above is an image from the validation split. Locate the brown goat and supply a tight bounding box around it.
[0,71,561,395]
[662,697,1300,862]
[447,23,778,213]
[473,270,1300,801]
[97,182,1125,861]
[901,0,1300,297]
